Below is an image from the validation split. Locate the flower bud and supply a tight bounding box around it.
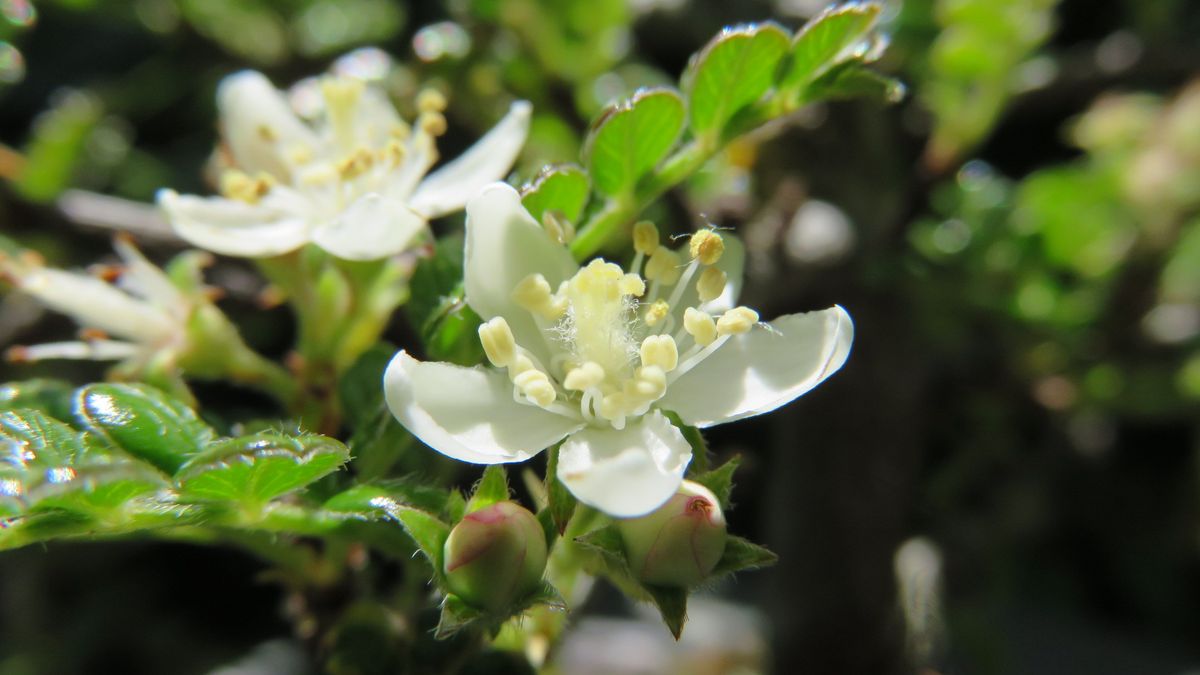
[443,501,548,612]
[617,481,727,587]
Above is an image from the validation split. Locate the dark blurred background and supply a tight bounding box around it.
[1,0,1198,673]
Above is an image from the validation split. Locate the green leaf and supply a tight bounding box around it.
[406,235,466,338]
[27,463,164,518]
[583,88,686,197]
[804,59,905,104]
[522,164,590,225]
[338,343,397,432]
[683,22,790,139]
[75,383,216,475]
[12,89,104,203]
[544,445,576,534]
[176,432,349,505]
[324,482,454,520]
[710,535,778,578]
[689,455,740,510]
[778,2,882,96]
[0,379,77,422]
[1,408,91,468]
[466,465,510,513]
[435,594,487,639]
[394,507,451,580]
[644,584,689,639]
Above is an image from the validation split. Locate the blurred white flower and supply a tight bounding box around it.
[158,70,531,260]
[384,183,853,516]
[2,238,195,366]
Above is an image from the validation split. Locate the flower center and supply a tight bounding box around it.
[479,226,761,430]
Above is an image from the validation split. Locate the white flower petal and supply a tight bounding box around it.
[113,237,186,309]
[11,339,141,362]
[18,268,175,343]
[463,183,577,362]
[408,101,533,218]
[660,305,853,428]
[311,193,427,260]
[218,71,319,179]
[384,351,583,465]
[158,189,312,258]
[556,409,693,517]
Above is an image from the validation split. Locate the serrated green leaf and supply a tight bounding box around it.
[75,383,215,475]
[27,463,164,517]
[435,594,487,639]
[522,164,590,225]
[1,408,90,467]
[466,465,510,513]
[779,2,882,96]
[0,379,77,422]
[689,455,740,510]
[645,584,689,639]
[683,23,790,139]
[395,507,451,580]
[584,88,685,197]
[13,90,104,203]
[176,432,349,505]
[324,482,454,519]
[804,58,905,104]
[710,535,778,578]
[544,445,576,534]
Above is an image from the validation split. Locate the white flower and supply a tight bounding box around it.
[157,70,532,260]
[2,238,194,366]
[384,184,853,517]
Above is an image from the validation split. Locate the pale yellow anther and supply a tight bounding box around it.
[220,170,274,203]
[336,147,375,180]
[598,392,630,421]
[717,306,760,335]
[683,307,718,347]
[644,299,670,327]
[633,221,660,255]
[630,365,667,400]
[644,247,682,285]
[478,317,517,368]
[513,369,556,408]
[380,138,407,166]
[542,211,575,244]
[390,122,412,140]
[689,229,725,265]
[618,273,646,297]
[696,267,727,303]
[416,88,448,114]
[639,335,678,372]
[563,361,605,391]
[512,273,565,319]
[418,111,448,137]
[288,144,314,165]
[509,354,535,376]
[257,124,278,142]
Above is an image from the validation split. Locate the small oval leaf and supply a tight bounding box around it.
[683,23,791,139]
[177,432,349,505]
[522,164,590,224]
[76,384,215,475]
[583,88,686,197]
[778,2,883,97]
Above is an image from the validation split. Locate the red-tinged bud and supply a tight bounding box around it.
[442,501,548,613]
[617,480,727,588]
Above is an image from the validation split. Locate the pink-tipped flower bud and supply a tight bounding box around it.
[443,501,548,613]
[617,480,727,587]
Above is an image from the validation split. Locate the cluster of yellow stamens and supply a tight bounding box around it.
[478,223,761,429]
[217,75,450,209]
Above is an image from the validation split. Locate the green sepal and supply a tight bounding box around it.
[394,507,452,584]
[644,584,689,640]
[435,594,487,640]
[75,383,215,475]
[709,535,778,578]
[466,465,510,514]
[521,164,590,225]
[175,432,349,506]
[544,444,576,534]
[682,22,791,140]
[688,454,740,510]
[435,581,565,640]
[583,87,686,197]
